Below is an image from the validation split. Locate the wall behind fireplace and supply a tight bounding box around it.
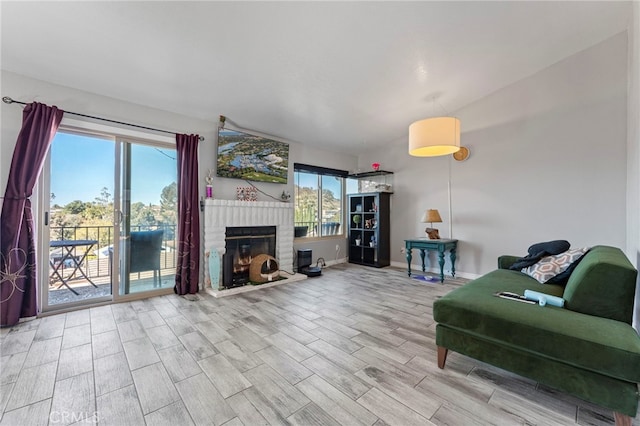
[200,125,357,269]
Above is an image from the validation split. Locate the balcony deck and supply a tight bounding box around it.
[48,255,176,306]
[48,225,177,305]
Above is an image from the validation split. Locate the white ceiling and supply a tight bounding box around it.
[1,1,631,155]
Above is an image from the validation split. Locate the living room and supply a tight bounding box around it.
[1,1,640,425]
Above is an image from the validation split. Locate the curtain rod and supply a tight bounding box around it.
[2,96,204,141]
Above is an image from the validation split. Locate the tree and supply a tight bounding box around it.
[95,187,112,205]
[89,187,113,221]
[84,202,104,220]
[49,211,83,240]
[63,200,87,215]
[159,182,177,227]
[130,202,155,227]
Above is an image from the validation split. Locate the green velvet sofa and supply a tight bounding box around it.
[433,245,640,425]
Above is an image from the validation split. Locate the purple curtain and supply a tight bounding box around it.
[1,103,63,326]
[174,133,200,295]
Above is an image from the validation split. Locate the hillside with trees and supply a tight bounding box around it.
[294,184,341,232]
[50,183,177,247]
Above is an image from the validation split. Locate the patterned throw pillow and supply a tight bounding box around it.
[522,247,590,284]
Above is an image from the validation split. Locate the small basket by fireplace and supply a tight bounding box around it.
[249,254,280,284]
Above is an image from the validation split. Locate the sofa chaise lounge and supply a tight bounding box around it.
[433,245,640,425]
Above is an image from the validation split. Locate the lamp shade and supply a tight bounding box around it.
[421,209,442,223]
[409,117,460,157]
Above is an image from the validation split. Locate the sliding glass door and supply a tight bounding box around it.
[119,141,177,295]
[43,131,116,307]
[40,128,177,311]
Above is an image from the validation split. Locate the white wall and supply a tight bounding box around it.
[0,71,216,194]
[360,32,630,278]
[628,2,640,328]
[1,71,356,283]
[628,4,640,267]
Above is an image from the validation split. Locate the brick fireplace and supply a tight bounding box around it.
[203,199,294,292]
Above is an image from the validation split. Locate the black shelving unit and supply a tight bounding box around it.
[348,192,390,268]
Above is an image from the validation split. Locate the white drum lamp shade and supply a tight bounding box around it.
[409,117,461,157]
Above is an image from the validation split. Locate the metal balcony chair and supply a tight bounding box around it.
[128,230,164,291]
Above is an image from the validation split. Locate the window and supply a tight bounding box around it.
[294,163,347,238]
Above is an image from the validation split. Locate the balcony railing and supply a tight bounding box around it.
[49,224,178,281]
[294,221,342,238]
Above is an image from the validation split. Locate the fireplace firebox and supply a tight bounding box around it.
[223,226,276,288]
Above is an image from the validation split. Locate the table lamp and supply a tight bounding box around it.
[421,209,442,239]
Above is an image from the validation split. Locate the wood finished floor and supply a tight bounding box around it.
[1,264,637,425]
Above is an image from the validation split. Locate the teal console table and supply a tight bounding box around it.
[405,238,458,282]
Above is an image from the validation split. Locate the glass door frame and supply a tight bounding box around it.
[116,135,179,297]
[37,118,177,314]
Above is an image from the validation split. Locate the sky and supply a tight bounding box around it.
[50,132,177,206]
[295,172,343,199]
[50,132,345,207]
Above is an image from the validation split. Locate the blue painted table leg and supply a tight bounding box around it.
[450,247,457,278]
[420,249,426,273]
[438,250,445,283]
[406,249,412,276]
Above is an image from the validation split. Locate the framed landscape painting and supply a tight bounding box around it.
[217,129,289,183]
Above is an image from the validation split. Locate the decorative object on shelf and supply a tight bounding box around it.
[236,186,258,201]
[421,209,443,239]
[409,116,461,157]
[205,169,214,198]
[370,236,376,247]
[453,146,470,162]
[365,219,372,229]
[348,170,394,194]
[426,228,440,239]
[353,214,362,227]
[371,200,377,212]
[355,235,361,246]
[371,162,380,171]
[355,203,362,212]
[294,226,308,238]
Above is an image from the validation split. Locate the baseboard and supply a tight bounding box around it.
[388,260,481,280]
[325,257,348,267]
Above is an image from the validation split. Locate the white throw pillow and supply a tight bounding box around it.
[522,247,589,284]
